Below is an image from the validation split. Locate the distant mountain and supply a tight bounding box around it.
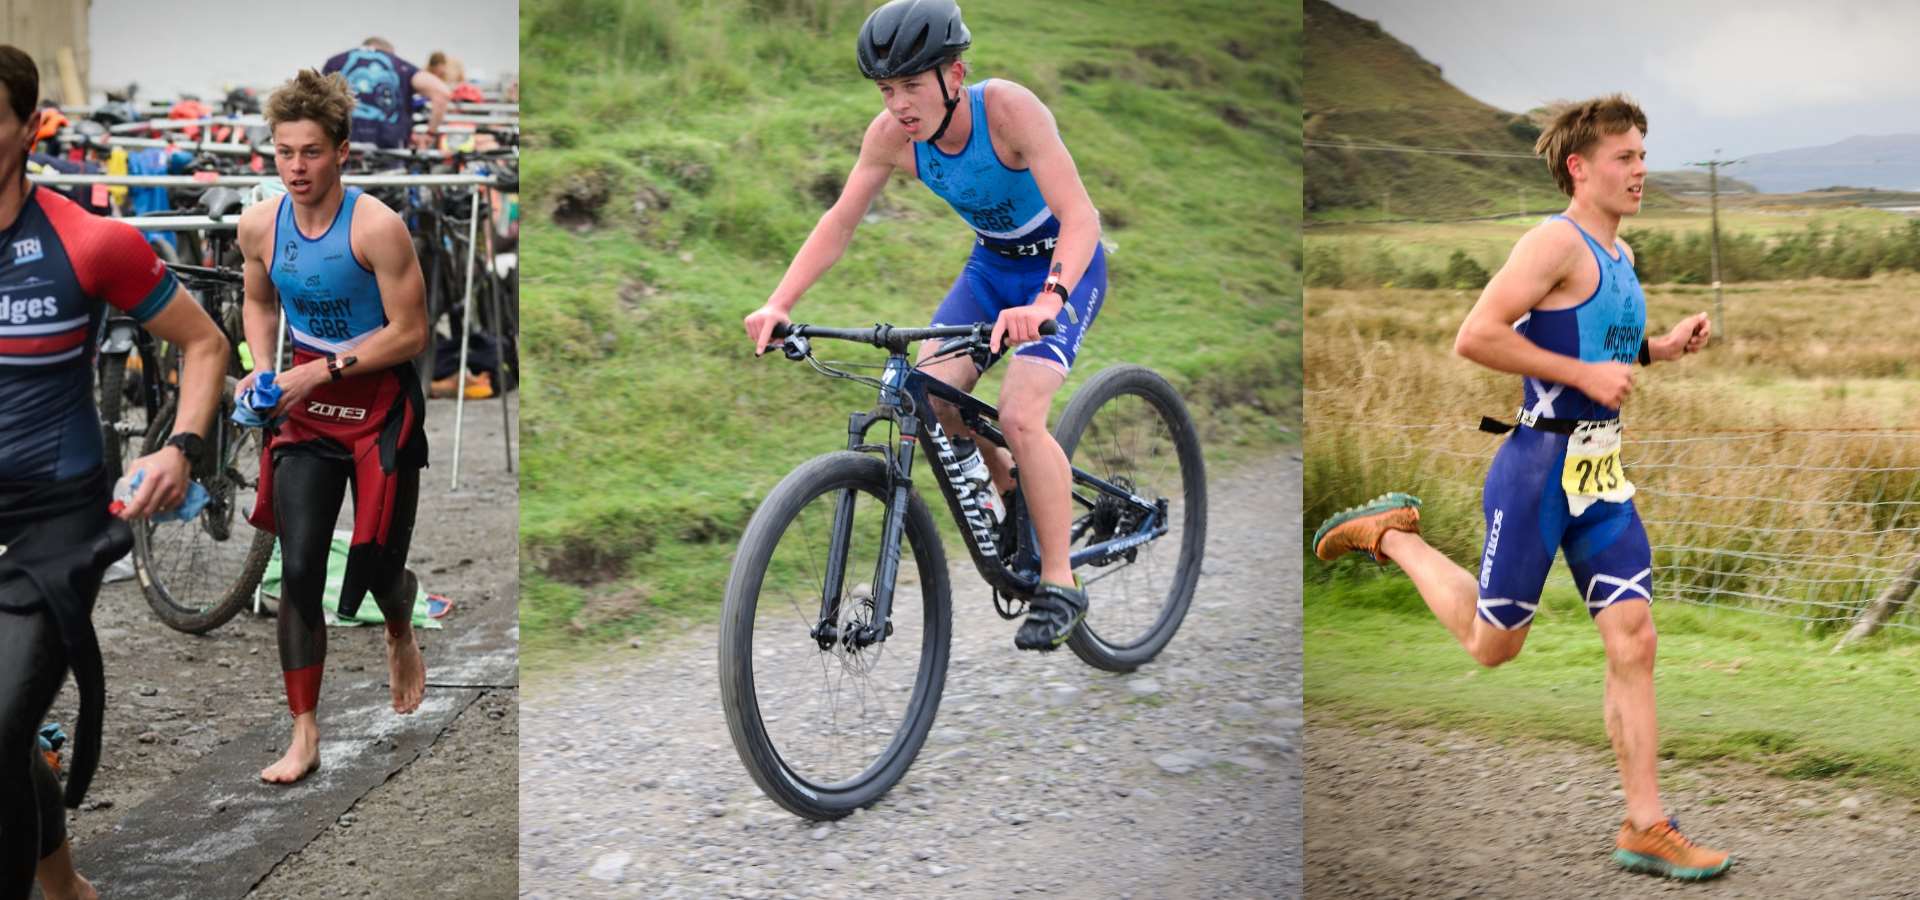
[1730,134,1920,193]
[1648,170,1758,195]
[1305,0,1561,221]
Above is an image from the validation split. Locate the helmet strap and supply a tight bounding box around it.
[928,62,962,143]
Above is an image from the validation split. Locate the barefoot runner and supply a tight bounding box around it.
[237,69,430,784]
[1311,95,1730,881]
[743,0,1107,650]
[0,44,227,899]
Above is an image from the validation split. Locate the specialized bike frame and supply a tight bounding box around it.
[785,323,1170,651]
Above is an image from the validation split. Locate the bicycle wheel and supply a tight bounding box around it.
[96,351,136,477]
[720,451,952,820]
[1052,364,1208,672]
[131,396,276,634]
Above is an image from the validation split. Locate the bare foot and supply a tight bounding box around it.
[387,626,426,714]
[260,713,320,784]
[36,839,98,900]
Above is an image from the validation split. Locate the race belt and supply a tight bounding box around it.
[981,234,1057,259]
[1479,407,1583,435]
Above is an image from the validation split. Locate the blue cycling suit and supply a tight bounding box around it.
[917,80,1105,375]
[1476,215,1651,630]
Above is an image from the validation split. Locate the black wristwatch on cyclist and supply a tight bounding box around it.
[1042,276,1070,306]
[165,432,207,467]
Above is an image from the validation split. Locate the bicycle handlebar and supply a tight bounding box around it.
[773,319,1057,348]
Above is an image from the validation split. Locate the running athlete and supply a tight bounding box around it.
[743,0,1106,650]
[0,45,227,900]
[322,38,452,150]
[1312,95,1730,881]
[235,69,431,785]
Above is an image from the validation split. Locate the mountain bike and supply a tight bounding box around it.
[719,320,1207,820]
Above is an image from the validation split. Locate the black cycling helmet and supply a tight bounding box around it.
[857,0,970,80]
[857,0,971,141]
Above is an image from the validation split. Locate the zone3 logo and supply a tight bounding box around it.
[306,401,368,421]
[11,238,43,264]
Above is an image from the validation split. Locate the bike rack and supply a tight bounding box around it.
[31,172,517,489]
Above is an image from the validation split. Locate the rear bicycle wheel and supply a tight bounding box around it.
[1053,364,1208,672]
[131,396,275,634]
[719,451,952,820]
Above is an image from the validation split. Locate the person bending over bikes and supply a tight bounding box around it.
[744,0,1107,651]
[236,69,431,785]
[323,37,452,151]
[1313,94,1729,881]
[0,45,227,900]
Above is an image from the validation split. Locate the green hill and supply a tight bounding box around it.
[517,0,1302,663]
[1305,0,1564,221]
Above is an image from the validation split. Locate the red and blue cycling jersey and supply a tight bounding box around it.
[0,186,176,481]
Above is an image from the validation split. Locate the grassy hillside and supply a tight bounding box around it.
[518,0,1301,665]
[1305,0,1674,222]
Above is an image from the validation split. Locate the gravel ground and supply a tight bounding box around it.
[44,392,519,898]
[519,450,1303,899]
[1307,718,1920,898]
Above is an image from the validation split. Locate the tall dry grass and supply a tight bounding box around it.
[1306,275,1920,631]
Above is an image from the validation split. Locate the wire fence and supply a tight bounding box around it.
[1310,409,1920,634]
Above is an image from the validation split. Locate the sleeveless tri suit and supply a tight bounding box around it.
[246,188,426,715]
[1475,215,1652,630]
[920,81,1106,375]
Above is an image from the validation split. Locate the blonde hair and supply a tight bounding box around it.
[1534,94,1647,197]
[265,69,355,145]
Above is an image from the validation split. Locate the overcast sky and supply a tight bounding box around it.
[89,0,519,101]
[1332,0,1920,170]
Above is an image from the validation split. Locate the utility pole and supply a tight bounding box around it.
[1687,151,1742,339]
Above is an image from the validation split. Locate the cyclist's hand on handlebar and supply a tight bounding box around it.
[119,448,190,520]
[744,304,790,357]
[991,300,1063,354]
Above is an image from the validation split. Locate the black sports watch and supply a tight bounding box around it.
[1042,278,1070,305]
[165,432,207,467]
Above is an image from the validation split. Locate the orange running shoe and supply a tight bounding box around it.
[1311,492,1421,563]
[1613,817,1732,880]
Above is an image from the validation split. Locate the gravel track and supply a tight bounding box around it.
[519,451,1302,899]
[1308,718,1920,898]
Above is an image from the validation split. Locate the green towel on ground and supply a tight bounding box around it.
[256,530,442,629]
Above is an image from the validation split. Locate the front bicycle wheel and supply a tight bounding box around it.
[1053,364,1208,672]
[131,397,276,634]
[719,451,952,820]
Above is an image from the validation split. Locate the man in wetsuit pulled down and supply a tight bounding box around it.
[236,69,430,785]
[1312,95,1731,881]
[0,45,228,900]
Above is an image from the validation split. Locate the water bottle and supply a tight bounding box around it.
[109,469,209,522]
[951,438,1005,525]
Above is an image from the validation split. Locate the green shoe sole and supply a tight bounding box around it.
[1611,849,1733,881]
[1311,492,1422,560]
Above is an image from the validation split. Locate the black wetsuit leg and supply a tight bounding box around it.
[364,466,421,634]
[272,452,351,714]
[0,606,68,900]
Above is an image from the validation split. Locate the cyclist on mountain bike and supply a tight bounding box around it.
[235,69,431,784]
[743,0,1106,651]
[1312,95,1730,881]
[0,44,227,900]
